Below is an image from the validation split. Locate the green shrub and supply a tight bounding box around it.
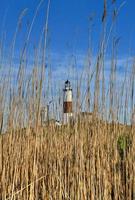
[117,134,132,160]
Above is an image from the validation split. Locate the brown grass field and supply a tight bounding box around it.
[0,122,135,200]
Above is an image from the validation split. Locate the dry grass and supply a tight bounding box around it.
[0,122,135,199]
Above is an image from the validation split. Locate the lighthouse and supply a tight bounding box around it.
[63,80,73,124]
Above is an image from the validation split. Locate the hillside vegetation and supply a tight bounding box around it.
[0,122,135,199]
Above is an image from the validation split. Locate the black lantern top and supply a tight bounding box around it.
[64,80,72,91]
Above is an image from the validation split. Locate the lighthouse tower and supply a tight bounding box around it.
[63,80,73,124]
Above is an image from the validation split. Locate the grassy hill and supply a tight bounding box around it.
[0,121,134,199]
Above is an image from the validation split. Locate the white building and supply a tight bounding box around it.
[63,80,73,124]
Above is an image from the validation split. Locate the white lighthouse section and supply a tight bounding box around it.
[64,90,72,102]
[63,80,73,124]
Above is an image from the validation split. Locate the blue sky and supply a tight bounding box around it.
[0,0,135,94]
[0,0,135,57]
[0,0,135,91]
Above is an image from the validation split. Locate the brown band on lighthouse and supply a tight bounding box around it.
[63,102,72,113]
